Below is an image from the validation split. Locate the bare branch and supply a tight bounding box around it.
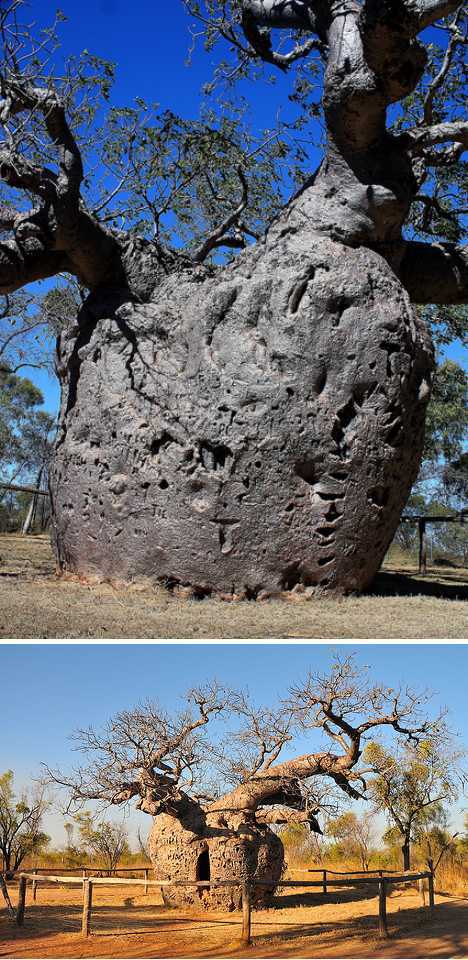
[193,166,249,263]
[423,8,465,125]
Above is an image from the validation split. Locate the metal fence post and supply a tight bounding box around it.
[81,879,93,937]
[322,870,327,895]
[241,881,252,945]
[32,868,38,902]
[16,875,27,926]
[378,878,388,938]
[144,868,149,895]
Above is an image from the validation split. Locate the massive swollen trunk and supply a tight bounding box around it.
[50,177,432,595]
[148,812,284,909]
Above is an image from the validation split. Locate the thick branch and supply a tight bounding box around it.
[0,85,83,222]
[399,240,468,303]
[402,121,468,154]
[0,238,69,294]
[256,806,322,831]
[408,0,464,32]
[241,8,322,67]
[209,749,364,815]
[0,81,119,290]
[240,1,318,30]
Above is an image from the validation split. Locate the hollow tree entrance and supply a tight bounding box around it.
[196,848,211,882]
[196,847,211,899]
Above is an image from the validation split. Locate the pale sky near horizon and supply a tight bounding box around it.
[1,643,466,848]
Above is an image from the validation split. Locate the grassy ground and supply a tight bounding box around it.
[0,535,466,639]
[1,877,467,959]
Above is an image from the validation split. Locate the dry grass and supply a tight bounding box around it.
[287,860,468,898]
[0,534,467,639]
[436,860,468,898]
[2,875,468,959]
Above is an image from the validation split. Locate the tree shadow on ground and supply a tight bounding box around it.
[269,884,376,910]
[251,900,464,949]
[369,569,468,601]
[5,895,467,958]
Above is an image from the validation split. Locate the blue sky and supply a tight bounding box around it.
[24,0,315,414]
[16,0,466,415]
[1,644,466,846]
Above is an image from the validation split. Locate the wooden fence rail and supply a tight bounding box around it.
[24,865,151,874]
[12,867,435,945]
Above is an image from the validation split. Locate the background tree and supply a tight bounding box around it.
[0,368,54,481]
[364,739,461,870]
[414,810,460,871]
[73,812,129,874]
[0,770,50,878]
[327,811,376,871]
[0,365,54,532]
[420,357,468,489]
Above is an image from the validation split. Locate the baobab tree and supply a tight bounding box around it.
[0,1,466,593]
[47,656,448,907]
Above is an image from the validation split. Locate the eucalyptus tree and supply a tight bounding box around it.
[47,655,448,906]
[364,739,461,870]
[0,771,50,878]
[0,0,466,593]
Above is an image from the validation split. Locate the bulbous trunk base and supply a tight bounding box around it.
[50,234,432,595]
[148,814,284,910]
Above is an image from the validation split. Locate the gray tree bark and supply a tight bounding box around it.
[1,0,466,594]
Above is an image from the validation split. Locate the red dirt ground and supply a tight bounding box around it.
[1,881,467,959]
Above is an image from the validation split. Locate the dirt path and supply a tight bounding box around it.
[1,883,467,959]
[1,535,467,638]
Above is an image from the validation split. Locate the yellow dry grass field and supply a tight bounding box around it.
[1,877,467,960]
[0,534,467,638]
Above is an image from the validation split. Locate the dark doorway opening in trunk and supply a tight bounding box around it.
[197,848,210,882]
[196,848,210,897]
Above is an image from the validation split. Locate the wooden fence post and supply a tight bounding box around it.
[322,870,327,895]
[418,877,426,906]
[428,868,435,914]
[378,878,388,938]
[32,869,38,902]
[418,519,427,575]
[241,881,252,945]
[81,879,93,937]
[16,875,27,926]
[144,869,149,895]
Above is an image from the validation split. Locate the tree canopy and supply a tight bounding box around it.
[46,655,455,839]
[0,0,466,299]
[0,770,50,876]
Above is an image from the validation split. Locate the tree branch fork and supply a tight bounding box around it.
[0,0,466,302]
[45,659,451,836]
